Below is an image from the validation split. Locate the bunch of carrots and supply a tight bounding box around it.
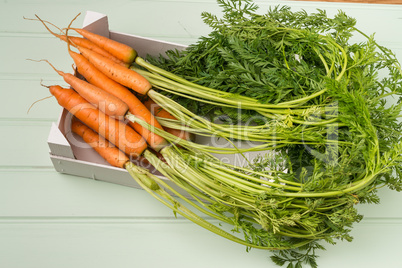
[32,14,191,157]
[30,11,402,268]
[32,15,292,250]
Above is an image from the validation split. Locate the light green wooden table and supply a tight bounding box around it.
[1,1,401,267]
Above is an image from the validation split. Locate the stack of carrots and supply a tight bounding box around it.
[33,15,190,167]
[32,14,276,249]
[32,15,317,255]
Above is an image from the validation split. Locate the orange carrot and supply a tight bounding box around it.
[33,14,129,67]
[68,50,168,151]
[77,46,151,95]
[143,98,193,141]
[71,116,130,168]
[42,59,129,118]
[69,27,137,64]
[71,116,154,168]
[49,85,147,158]
[60,35,129,67]
[33,15,166,151]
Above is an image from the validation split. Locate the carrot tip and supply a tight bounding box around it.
[27,95,53,114]
[39,79,50,88]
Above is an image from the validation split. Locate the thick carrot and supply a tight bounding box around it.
[42,59,129,118]
[76,46,152,95]
[69,27,137,64]
[143,98,193,141]
[68,50,168,151]
[71,116,130,168]
[49,85,147,158]
[32,14,129,67]
[72,117,154,168]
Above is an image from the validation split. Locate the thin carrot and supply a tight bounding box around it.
[61,35,129,67]
[48,85,147,158]
[40,59,129,118]
[71,116,130,168]
[67,49,168,151]
[33,14,165,150]
[68,27,137,64]
[33,14,150,95]
[77,45,152,95]
[71,116,155,169]
[31,14,129,67]
[143,98,193,141]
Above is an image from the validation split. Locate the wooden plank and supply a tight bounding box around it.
[0,1,214,40]
[0,170,179,217]
[0,219,401,268]
[0,220,267,268]
[0,79,62,121]
[0,36,79,76]
[0,124,55,167]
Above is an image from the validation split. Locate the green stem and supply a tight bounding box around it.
[136,57,258,103]
[135,61,328,110]
[146,90,337,143]
[126,161,314,250]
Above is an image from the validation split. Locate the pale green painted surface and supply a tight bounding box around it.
[1,1,402,267]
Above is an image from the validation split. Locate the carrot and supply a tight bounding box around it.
[143,98,193,141]
[40,59,129,118]
[71,116,155,168]
[49,85,147,158]
[71,116,130,168]
[69,27,137,64]
[76,46,151,95]
[68,49,168,151]
[60,35,129,67]
[32,14,129,67]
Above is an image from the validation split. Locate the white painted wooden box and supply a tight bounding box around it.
[47,11,188,192]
